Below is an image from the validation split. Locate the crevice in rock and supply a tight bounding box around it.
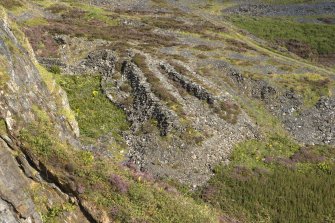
[0,134,97,223]
[0,197,22,221]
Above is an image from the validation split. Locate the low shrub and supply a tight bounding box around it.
[212,100,240,124]
[110,174,129,194]
[48,65,61,74]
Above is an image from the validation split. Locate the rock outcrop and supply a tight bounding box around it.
[121,61,179,136]
[160,62,215,104]
[0,9,88,222]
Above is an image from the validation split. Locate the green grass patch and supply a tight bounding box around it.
[230,16,335,55]
[230,135,300,169]
[202,163,335,223]
[23,17,48,27]
[55,74,129,143]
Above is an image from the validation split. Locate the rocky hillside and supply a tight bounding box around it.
[0,0,334,222]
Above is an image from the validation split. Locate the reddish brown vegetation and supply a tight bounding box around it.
[225,39,256,53]
[201,185,217,202]
[290,147,326,164]
[46,4,69,14]
[109,174,129,194]
[23,26,60,58]
[282,39,317,59]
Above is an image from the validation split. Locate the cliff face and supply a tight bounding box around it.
[0,9,87,223]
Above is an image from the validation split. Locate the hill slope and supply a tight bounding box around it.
[0,0,334,222]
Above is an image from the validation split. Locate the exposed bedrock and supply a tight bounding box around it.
[0,12,93,222]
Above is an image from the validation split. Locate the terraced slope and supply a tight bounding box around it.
[0,0,334,222]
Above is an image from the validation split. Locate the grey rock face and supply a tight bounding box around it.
[67,47,258,185]
[0,16,79,140]
[0,199,19,223]
[76,49,256,185]
[121,61,179,136]
[80,49,117,76]
[278,96,335,145]
[0,139,42,223]
[0,11,87,222]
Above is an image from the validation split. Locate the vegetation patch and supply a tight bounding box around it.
[0,118,7,135]
[0,0,22,10]
[270,73,333,106]
[55,74,129,144]
[19,109,220,223]
[23,17,48,27]
[212,100,240,124]
[0,55,9,88]
[142,15,226,36]
[230,16,335,57]
[23,25,60,58]
[225,38,256,53]
[196,88,335,222]
[194,44,214,51]
[46,3,69,14]
[48,65,61,74]
[42,7,174,47]
[199,146,335,223]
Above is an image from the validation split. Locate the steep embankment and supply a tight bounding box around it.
[0,7,223,223]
